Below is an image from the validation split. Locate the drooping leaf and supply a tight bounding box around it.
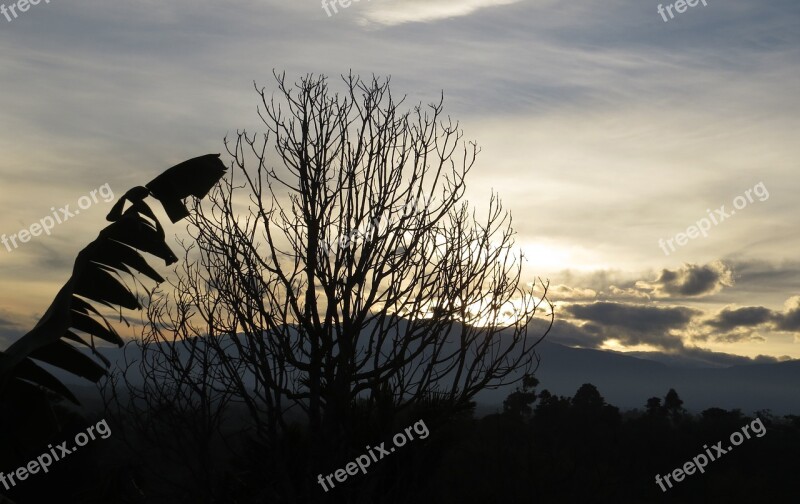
[146,154,227,222]
[102,216,178,265]
[70,310,124,346]
[28,341,106,382]
[92,239,165,283]
[0,154,227,404]
[10,357,79,404]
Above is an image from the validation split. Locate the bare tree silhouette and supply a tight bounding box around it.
[106,73,552,503]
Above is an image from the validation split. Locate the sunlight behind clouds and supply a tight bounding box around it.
[358,0,527,26]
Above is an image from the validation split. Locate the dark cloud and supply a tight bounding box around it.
[546,264,800,354]
[714,331,766,344]
[561,302,698,350]
[535,314,783,369]
[530,317,604,349]
[565,302,696,333]
[706,306,773,330]
[700,297,800,340]
[773,296,800,332]
[635,261,734,298]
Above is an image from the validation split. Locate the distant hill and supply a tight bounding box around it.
[54,327,800,416]
[474,340,800,415]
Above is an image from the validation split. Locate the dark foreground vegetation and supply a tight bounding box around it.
[2,381,798,504]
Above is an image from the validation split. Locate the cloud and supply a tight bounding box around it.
[713,329,766,344]
[551,261,736,304]
[635,261,734,298]
[536,313,781,368]
[538,281,800,363]
[530,262,799,353]
[706,306,774,330]
[688,295,800,344]
[773,296,800,332]
[359,0,527,26]
[530,317,603,349]
[733,261,800,297]
[699,297,800,341]
[561,301,698,350]
[605,285,652,301]
[548,284,597,302]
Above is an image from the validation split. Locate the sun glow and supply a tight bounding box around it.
[521,241,612,273]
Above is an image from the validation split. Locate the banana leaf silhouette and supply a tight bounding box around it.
[108,153,228,223]
[0,154,226,404]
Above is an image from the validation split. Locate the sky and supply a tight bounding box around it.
[1,0,798,365]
